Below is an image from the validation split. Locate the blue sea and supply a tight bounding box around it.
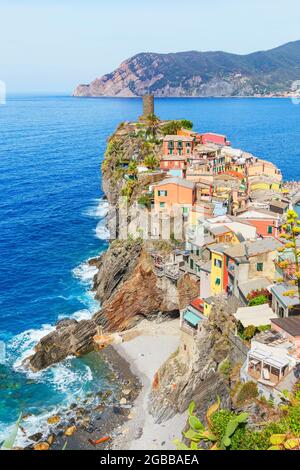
[1,95,300,444]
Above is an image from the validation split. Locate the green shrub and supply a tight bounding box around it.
[243,324,257,340]
[248,295,268,306]
[236,381,258,405]
[210,410,235,439]
[287,403,300,436]
[218,359,232,378]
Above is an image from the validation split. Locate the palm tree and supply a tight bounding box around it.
[145,113,160,139]
[143,154,159,170]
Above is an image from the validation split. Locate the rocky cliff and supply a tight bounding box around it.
[149,296,243,423]
[29,242,198,371]
[73,40,300,97]
[28,121,199,371]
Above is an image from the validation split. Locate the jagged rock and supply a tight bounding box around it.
[33,442,50,451]
[64,425,76,436]
[29,432,43,442]
[47,415,61,425]
[29,319,97,371]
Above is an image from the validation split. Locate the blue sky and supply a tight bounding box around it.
[1,0,300,93]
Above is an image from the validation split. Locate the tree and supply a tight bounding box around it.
[278,209,300,302]
[162,119,194,135]
[180,119,193,130]
[127,160,137,176]
[143,154,159,170]
[145,113,160,139]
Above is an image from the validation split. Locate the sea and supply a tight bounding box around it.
[1,95,300,445]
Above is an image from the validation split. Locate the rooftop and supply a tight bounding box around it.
[209,225,232,236]
[234,304,274,328]
[238,277,271,299]
[270,283,300,308]
[154,177,195,190]
[225,237,282,261]
[164,135,194,142]
[160,156,186,161]
[269,200,289,210]
[271,317,300,337]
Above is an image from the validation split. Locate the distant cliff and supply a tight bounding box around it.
[73,40,300,97]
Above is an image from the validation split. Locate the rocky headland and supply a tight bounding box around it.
[28,120,199,372]
[73,40,300,98]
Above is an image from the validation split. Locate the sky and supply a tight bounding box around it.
[1,0,300,93]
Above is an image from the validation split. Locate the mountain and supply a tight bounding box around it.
[73,41,300,97]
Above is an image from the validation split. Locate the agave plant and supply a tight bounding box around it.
[174,399,248,451]
[1,413,22,450]
[268,434,300,450]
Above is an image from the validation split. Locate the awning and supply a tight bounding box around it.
[184,310,202,327]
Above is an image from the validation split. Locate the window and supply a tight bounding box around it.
[257,263,264,272]
[158,190,167,197]
[182,207,189,214]
[196,249,200,257]
[159,202,165,208]
[190,259,194,270]
[268,226,273,234]
[214,259,222,268]
[215,278,221,285]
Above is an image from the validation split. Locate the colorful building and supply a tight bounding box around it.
[237,209,283,238]
[209,243,230,296]
[201,132,231,147]
[159,156,186,178]
[224,238,282,300]
[163,135,195,157]
[153,177,196,213]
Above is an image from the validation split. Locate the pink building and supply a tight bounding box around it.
[163,135,195,157]
[201,133,231,147]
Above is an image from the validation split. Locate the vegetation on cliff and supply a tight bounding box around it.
[73,40,300,97]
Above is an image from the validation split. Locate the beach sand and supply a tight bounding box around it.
[112,319,187,450]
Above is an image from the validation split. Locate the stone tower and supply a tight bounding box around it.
[142,94,154,118]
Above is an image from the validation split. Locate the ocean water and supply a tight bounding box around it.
[1,95,300,444]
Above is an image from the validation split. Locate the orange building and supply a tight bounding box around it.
[163,135,195,157]
[154,177,196,213]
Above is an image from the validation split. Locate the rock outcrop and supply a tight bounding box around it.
[149,296,241,423]
[73,40,300,97]
[29,241,199,371]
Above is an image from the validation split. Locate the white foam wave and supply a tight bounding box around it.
[72,261,98,284]
[11,324,55,371]
[84,199,109,218]
[95,223,110,240]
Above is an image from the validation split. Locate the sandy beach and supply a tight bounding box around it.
[111,319,187,450]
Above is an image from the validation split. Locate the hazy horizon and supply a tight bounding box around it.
[1,0,300,93]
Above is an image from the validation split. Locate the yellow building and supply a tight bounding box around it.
[203,297,215,316]
[209,244,229,296]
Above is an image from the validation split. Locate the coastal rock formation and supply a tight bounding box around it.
[28,243,198,371]
[29,319,98,371]
[73,40,300,97]
[149,296,241,423]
